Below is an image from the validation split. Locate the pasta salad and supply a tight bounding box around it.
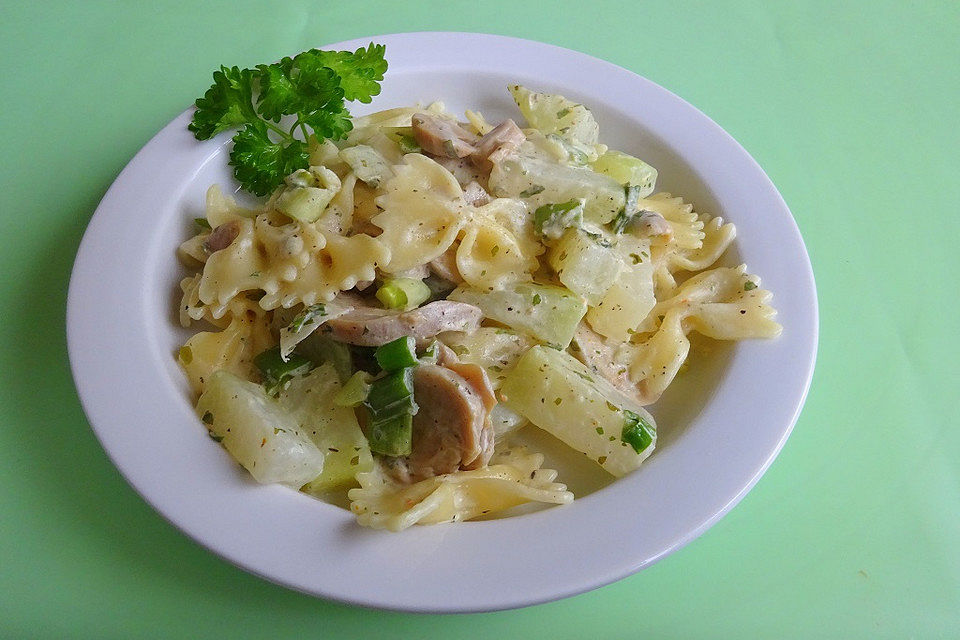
[177,49,781,531]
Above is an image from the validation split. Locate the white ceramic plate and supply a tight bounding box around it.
[67,32,817,612]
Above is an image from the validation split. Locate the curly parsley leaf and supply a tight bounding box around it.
[311,43,388,103]
[256,55,345,122]
[188,66,259,139]
[229,123,309,197]
[189,43,387,195]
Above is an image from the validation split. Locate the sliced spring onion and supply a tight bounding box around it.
[254,346,313,396]
[367,411,413,457]
[610,184,643,234]
[374,336,418,371]
[376,277,431,310]
[364,368,416,411]
[364,367,418,456]
[333,371,373,407]
[622,409,655,454]
[533,199,584,240]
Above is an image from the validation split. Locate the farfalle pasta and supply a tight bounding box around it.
[176,84,782,531]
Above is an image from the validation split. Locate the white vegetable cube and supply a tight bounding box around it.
[197,371,326,486]
[338,144,394,188]
[548,229,624,306]
[489,155,625,224]
[591,150,658,197]
[282,365,374,492]
[586,236,656,342]
[499,346,656,476]
[449,283,587,349]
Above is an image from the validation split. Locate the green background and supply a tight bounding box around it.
[1,0,957,637]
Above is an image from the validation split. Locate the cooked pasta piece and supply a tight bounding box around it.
[627,266,781,404]
[347,448,572,531]
[372,153,466,272]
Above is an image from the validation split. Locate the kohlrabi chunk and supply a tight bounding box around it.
[448,282,587,349]
[499,346,656,476]
[197,370,326,486]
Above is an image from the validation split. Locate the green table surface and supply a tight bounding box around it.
[1,1,957,637]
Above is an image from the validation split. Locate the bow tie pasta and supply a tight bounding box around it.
[175,85,782,531]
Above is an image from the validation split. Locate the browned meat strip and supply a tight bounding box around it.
[469,119,526,173]
[405,363,493,480]
[571,324,644,404]
[325,300,482,346]
[411,113,478,158]
[202,221,239,253]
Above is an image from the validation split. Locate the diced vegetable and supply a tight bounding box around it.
[281,365,375,492]
[196,370,326,486]
[333,371,373,407]
[591,150,658,197]
[367,412,413,458]
[585,236,656,341]
[275,165,342,222]
[534,199,584,240]
[508,85,600,146]
[376,277,431,310]
[295,332,353,382]
[338,144,394,188]
[489,403,529,440]
[622,409,655,454]
[449,283,587,349]
[363,368,418,456]
[489,154,624,224]
[374,336,418,371]
[610,184,643,234]
[545,133,599,165]
[547,228,624,306]
[254,346,313,395]
[499,346,656,476]
[381,126,421,153]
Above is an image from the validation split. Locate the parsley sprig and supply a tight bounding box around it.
[189,44,387,196]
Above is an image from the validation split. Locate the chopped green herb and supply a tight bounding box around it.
[556,107,571,119]
[519,184,545,198]
[194,217,211,231]
[622,409,655,454]
[534,199,584,239]
[532,293,542,305]
[744,281,758,291]
[208,432,224,443]
[201,411,214,425]
[287,303,326,333]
